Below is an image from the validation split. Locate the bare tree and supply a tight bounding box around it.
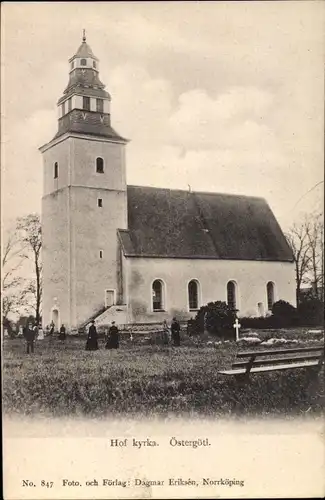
[2,288,30,320]
[2,227,24,290]
[285,224,311,305]
[305,212,324,301]
[286,211,324,305]
[1,226,26,320]
[16,214,42,324]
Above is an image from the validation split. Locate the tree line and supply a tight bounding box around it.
[2,214,42,324]
[285,211,324,305]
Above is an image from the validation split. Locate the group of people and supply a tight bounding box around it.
[48,321,67,341]
[85,317,181,351]
[85,320,120,351]
[23,321,67,354]
[22,317,182,354]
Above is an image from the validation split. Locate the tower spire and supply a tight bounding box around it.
[53,34,127,142]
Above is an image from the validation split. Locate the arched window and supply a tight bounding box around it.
[152,279,165,311]
[80,58,87,66]
[227,281,237,310]
[54,162,58,179]
[188,280,199,310]
[267,282,275,311]
[96,157,104,173]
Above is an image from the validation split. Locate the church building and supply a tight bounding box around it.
[40,34,296,330]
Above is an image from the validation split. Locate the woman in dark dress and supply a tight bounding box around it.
[85,320,99,351]
[58,324,66,341]
[171,317,181,346]
[105,322,119,349]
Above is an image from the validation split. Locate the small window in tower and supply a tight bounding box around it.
[93,61,97,69]
[54,162,58,179]
[99,250,103,259]
[98,198,103,207]
[68,98,72,112]
[96,98,104,113]
[96,157,104,174]
[83,96,90,110]
[80,58,87,66]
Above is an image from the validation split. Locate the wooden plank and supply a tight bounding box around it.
[219,360,320,376]
[237,345,323,358]
[232,353,322,368]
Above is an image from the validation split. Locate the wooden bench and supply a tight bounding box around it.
[219,345,324,382]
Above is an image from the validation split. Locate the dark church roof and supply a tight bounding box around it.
[118,186,293,262]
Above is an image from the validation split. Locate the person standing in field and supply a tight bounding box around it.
[37,324,44,341]
[59,324,66,342]
[49,321,55,336]
[162,320,170,345]
[85,320,98,351]
[171,317,181,347]
[33,323,39,338]
[106,321,119,349]
[23,322,36,354]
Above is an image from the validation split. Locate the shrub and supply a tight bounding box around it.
[194,301,237,339]
[298,298,324,326]
[272,300,298,327]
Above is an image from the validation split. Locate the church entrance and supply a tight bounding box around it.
[105,289,115,307]
[52,309,59,330]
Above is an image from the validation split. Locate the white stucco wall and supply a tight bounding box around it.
[42,135,127,195]
[70,186,127,326]
[42,138,70,196]
[71,137,126,191]
[41,133,295,329]
[41,134,127,329]
[42,189,70,328]
[125,257,296,323]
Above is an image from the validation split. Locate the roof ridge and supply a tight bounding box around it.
[126,184,266,201]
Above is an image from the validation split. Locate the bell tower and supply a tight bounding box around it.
[40,32,128,330]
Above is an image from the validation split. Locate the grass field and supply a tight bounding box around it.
[3,328,324,418]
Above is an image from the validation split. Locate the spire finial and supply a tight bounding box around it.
[82,29,86,42]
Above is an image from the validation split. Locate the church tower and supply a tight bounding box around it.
[40,32,128,330]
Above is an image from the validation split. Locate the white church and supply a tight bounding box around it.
[40,34,296,330]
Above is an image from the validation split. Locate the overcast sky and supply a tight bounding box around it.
[2,1,324,233]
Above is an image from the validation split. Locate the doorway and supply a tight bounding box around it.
[105,289,115,307]
[52,309,59,330]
